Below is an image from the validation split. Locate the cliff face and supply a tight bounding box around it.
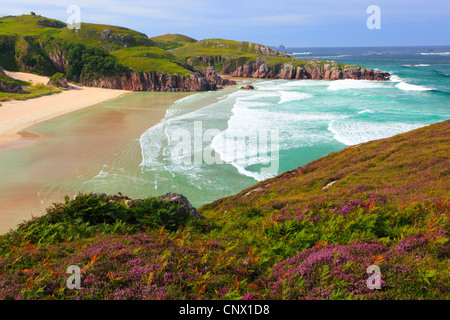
[79,67,236,92]
[0,65,23,93]
[226,58,390,81]
[76,59,389,91]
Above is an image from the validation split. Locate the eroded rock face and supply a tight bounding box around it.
[80,70,236,92]
[0,65,23,93]
[104,192,202,220]
[225,59,390,81]
[205,66,236,87]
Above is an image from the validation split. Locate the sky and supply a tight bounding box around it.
[1,0,449,47]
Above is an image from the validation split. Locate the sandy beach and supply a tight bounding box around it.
[0,71,131,148]
[0,83,192,234]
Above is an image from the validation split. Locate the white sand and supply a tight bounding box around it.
[0,71,131,146]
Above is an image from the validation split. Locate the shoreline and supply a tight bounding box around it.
[0,88,193,235]
[0,71,132,149]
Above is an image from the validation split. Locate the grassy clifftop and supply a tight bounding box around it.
[150,33,197,50]
[0,14,193,76]
[0,14,386,84]
[0,120,448,300]
[169,38,388,80]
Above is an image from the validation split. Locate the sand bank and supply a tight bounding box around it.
[0,71,131,148]
[0,88,192,234]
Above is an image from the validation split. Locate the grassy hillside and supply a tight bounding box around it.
[0,15,65,36]
[170,38,359,75]
[0,120,448,300]
[1,14,370,82]
[0,15,193,76]
[150,33,197,50]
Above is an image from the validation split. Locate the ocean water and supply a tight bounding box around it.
[132,46,450,205]
[72,46,450,207]
[2,46,448,232]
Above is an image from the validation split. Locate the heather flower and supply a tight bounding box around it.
[242,292,259,300]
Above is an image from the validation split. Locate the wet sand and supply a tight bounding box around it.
[0,71,130,148]
[0,91,192,234]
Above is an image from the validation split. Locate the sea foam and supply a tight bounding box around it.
[395,82,433,91]
[327,79,384,91]
[419,52,450,55]
[279,91,313,104]
[328,119,425,146]
[390,75,433,91]
[403,64,431,67]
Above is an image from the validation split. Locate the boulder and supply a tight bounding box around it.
[0,66,23,93]
[158,192,202,220]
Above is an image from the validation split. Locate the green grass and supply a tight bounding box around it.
[110,46,193,74]
[171,39,281,56]
[151,34,197,50]
[0,15,193,76]
[0,14,365,79]
[0,15,65,37]
[0,83,61,103]
[56,22,156,51]
[151,33,197,44]
[171,38,361,74]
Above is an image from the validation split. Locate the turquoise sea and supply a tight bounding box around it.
[132,46,450,205]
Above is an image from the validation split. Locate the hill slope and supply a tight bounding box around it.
[150,33,197,50]
[1,14,389,92]
[171,38,390,80]
[0,120,448,300]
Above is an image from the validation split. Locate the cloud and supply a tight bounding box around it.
[1,0,449,46]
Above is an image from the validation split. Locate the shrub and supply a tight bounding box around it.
[48,72,67,87]
[131,197,190,231]
[0,193,192,249]
[64,43,130,80]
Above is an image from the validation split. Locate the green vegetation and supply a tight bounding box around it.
[110,46,193,74]
[0,35,58,75]
[1,14,365,82]
[0,83,61,103]
[170,38,355,74]
[150,33,197,50]
[63,43,130,80]
[0,15,65,37]
[0,69,28,86]
[48,72,65,87]
[0,15,193,77]
[56,23,155,50]
[0,194,190,248]
[172,38,281,56]
[0,120,448,300]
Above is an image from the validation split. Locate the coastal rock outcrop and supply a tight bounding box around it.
[225,58,390,81]
[0,78,23,93]
[79,69,236,92]
[105,192,203,220]
[0,65,23,93]
[47,72,69,88]
[158,192,203,220]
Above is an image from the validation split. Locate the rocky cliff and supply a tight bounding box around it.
[225,57,390,81]
[0,65,23,93]
[79,67,236,92]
